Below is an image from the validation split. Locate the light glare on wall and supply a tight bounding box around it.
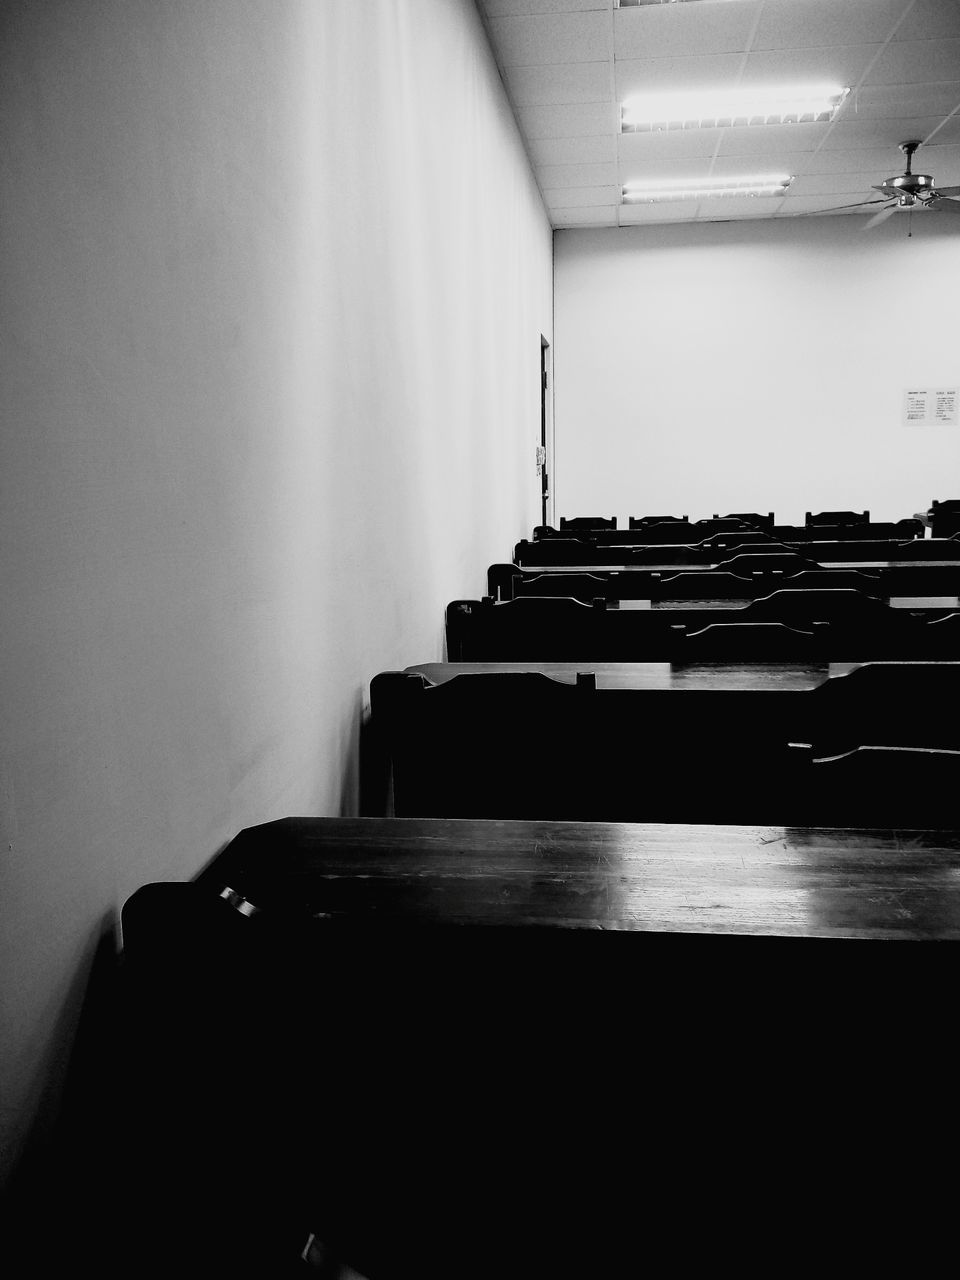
[622,174,793,203]
[621,86,848,132]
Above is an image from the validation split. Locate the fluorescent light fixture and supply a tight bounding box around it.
[621,85,848,132]
[622,174,793,203]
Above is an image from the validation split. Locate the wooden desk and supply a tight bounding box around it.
[519,557,960,572]
[374,663,960,824]
[198,815,960,940]
[515,536,960,573]
[404,658,858,690]
[445,594,960,661]
[489,561,960,604]
[615,595,959,609]
[122,817,960,1278]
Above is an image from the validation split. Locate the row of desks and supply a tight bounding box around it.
[536,518,926,544]
[119,514,960,1276]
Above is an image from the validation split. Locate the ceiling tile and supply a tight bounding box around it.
[695,195,787,219]
[893,0,960,42]
[739,44,878,88]
[613,1,761,60]
[927,117,960,146]
[486,12,613,66]
[518,103,617,138]
[505,61,612,105]
[789,172,883,197]
[616,53,746,97]
[752,0,909,51]
[530,133,618,164]
[481,1,613,16]
[537,160,620,187]
[847,81,960,119]
[619,156,724,183]
[820,117,950,150]
[794,147,918,176]
[618,199,699,224]
[714,121,829,156]
[711,152,812,178]
[551,205,619,228]
[866,39,960,85]
[618,126,724,161]
[544,184,621,207]
[921,144,960,183]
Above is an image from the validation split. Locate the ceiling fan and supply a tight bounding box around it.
[815,140,960,231]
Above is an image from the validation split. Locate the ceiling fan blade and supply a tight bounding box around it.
[863,202,899,230]
[801,197,891,215]
[934,185,960,197]
[932,195,960,214]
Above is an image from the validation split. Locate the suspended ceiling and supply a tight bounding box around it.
[476,0,960,227]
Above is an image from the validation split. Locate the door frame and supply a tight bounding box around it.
[540,335,554,528]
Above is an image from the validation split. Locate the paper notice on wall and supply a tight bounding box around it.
[903,387,959,425]
[934,388,959,425]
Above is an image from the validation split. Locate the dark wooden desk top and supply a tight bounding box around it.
[201,816,960,941]
[521,558,960,572]
[404,659,861,690]
[622,595,959,609]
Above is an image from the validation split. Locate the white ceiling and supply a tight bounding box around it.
[475,0,960,227]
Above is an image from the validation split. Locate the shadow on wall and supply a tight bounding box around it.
[0,688,391,1266]
[3,912,122,1271]
[357,692,391,818]
[339,689,362,819]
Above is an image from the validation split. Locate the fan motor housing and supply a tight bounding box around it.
[884,172,935,197]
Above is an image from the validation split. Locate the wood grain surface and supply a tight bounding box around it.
[202,816,960,940]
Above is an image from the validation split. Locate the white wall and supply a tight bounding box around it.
[554,217,960,526]
[0,0,551,1196]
